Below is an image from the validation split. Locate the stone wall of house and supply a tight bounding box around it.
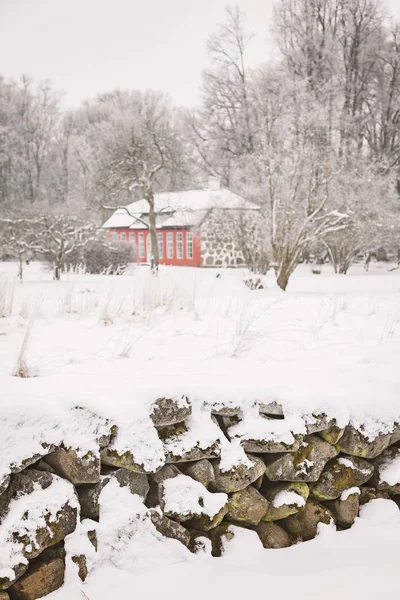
[200,209,266,268]
[1,398,399,598]
[200,210,245,267]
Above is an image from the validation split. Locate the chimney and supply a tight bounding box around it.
[208,176,221,191]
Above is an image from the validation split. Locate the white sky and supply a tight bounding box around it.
[1,0,399,108]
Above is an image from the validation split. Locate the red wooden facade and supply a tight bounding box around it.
[107,228,202,267]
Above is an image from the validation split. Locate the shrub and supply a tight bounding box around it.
[65,237,135,275]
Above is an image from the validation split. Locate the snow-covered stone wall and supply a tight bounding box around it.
[1,397,400,599]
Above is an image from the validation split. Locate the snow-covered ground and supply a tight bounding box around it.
[1,260,400,599]
[1,260,400,431]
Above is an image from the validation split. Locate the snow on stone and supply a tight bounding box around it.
[338,458,371,476]
[272,490,306,508]
[0,476,78,580]
[378,453,400,486]
[0,405,111,485]
[341,487,360,501]
[162,474,227,519]
[96,480,190,571]
[338,458,357,469]
[228,406,304,445]
[105,415,165,472]
[218,437,253,473]
[162,407,221,460]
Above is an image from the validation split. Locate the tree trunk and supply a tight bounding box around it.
[147,194,159,274]
[54,263,61,280]
[276,264,291,291]
[18,255,23,281]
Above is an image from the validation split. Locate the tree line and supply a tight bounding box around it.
[1,0,400,287]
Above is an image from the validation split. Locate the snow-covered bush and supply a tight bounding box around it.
[65,238,135,275]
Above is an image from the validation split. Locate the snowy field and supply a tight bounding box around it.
[1,260,400,599]
[1,260,400,429]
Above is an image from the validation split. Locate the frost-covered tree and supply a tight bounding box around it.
[96,91,188,272]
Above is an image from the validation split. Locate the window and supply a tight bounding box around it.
[167,232,174,259]
[119,232,126,243]
[157,233,164,259]
[111,232,118,242]
[138,233,145,258]
[186,232,193,259]
[129,232,135,245]
[176,232,183,259]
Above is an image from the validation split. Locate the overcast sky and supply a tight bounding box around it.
[1,0,399,108]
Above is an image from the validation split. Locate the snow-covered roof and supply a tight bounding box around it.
[102,188,259,230]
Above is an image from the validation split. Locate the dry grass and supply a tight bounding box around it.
[0,276,15,318]
[12,318,36,378]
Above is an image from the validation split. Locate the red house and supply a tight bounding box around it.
[102,179,260,267]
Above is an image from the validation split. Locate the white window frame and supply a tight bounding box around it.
[119,232,126,242]
[167,232,174,259]
[138,232,145,258]
[129,232,135,245]
[176,232,183,259]
[186,232,193,259]
[157,232,164,259]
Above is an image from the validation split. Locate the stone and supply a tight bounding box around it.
[282,499,335,541]
[319,426,345,445]
[310,456,374,500]
[9,444,57,477]
[261,482,309,521]
[241,435,301,454]
[257,401,284,417]
[0,470,77,576]
[0,593,10,599]
[100,448,148,473]
[337,426,392,459]
[87,529,98,551]
[0,475,10,497]
[9,557,64,600]
[226,486,270,526]
[326,491,360,528]
[390,424,400,445]
[208,523,235,557]
[359,487,391,505]
[150,396,192,428]
[180,460,215,489]
[210,406,241,417]
[255,521,291,549]
[187,506,228,532]
[264,436,338,482]
[150,464,180,485]
[32,460,56,474]
[71,555,88,582]
[44,448,100,485]
[159,422,220,464]
[150,509,191,547]
[0,565,28,592]
[210,455,266,493]
[78,468,149,519]
[10,469,53,497]
[370,446,400,494]
[303,414,336,435]
[160,474,228,531]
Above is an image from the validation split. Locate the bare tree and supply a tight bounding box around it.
[1,213,98,280]
[97,91,187,272]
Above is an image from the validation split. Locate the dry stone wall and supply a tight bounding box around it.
[1,398,400,598]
